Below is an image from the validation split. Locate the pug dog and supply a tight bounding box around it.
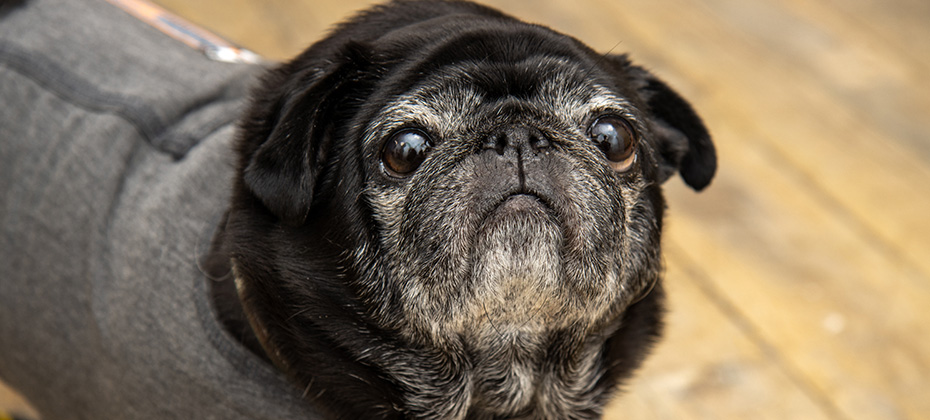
[209,0,716,418]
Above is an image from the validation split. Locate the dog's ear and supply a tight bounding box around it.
[238,44,371,225]
[611,55,716,191]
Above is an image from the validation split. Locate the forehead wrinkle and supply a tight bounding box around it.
[363,61,641,149]
[363,79,484,149]
[586,86,640,122]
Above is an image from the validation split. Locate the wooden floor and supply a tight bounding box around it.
[4,0,929,418]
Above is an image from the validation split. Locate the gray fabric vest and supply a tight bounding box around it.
[0,0,322,418]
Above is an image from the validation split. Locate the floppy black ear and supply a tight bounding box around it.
[613,56,717,191]
[241,92,323,225]
[238,44,369,225]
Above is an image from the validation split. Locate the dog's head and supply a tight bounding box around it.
[225,1,714,417]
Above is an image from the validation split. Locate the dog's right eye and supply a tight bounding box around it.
[588,116,637,172]
[381,129,432,176]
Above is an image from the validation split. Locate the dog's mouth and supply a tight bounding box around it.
[477,192,558,234]
[494,193,550,215]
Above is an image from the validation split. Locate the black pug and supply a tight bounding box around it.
[210,0,716,418]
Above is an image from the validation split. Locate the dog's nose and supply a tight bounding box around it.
[482,126,550,155]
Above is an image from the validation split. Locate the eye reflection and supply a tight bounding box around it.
[589,116,636,172]
[381,129,432,176]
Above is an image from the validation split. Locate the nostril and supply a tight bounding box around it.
[529,132,550,150]
[482,126,549,155]
[483,132,507,155]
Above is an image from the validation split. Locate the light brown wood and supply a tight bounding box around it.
[3,0,928,418]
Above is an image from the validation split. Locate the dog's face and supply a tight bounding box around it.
[225,1,715,418]
[362,57,659,343]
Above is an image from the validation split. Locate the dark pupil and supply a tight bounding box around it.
[383,130,430,175]
[592,118,633,162]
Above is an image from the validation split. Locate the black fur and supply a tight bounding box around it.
[212,1,715,418]
[0,0,27,16]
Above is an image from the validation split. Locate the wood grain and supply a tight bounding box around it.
[3,0,928,418]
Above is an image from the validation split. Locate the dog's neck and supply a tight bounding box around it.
[212,272,613,418]
[206,216,659,418]
[465,327,615,419]
[211,270,644,418]
[212,270,660,419]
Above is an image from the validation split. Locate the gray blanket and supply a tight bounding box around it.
[0,0,321,418]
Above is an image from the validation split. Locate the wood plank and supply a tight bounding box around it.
[592,0,930,281]
[605,258,833,420]
[776,0,930,159]
[659,123,930,419]
[0,383,36,419]
[153,0,377,60]
[814,0,930,70]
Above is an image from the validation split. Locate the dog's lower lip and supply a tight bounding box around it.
[486,193,554,219]
[476,192,559,239]
[501,193,544,209]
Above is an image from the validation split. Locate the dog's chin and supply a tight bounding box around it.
[467,194,567,335]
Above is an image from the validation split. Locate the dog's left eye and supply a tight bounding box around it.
[382,129,432,176]
[589,116,637,172]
